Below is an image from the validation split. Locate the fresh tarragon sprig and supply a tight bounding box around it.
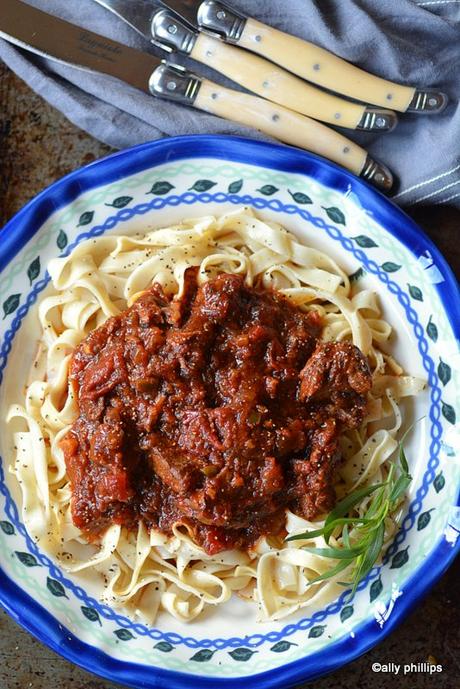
[285,441,412,596]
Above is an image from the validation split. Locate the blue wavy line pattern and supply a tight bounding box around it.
[0,191,442,649]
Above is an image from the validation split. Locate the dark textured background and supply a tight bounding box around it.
[0,63,458,689]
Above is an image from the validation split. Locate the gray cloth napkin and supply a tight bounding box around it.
[1,0,459,207]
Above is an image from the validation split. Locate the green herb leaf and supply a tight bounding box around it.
[190,649,215,662]
[228,180,243,194]
[307,545,365,559]
[323,206,346,225]
[352,235,378,248]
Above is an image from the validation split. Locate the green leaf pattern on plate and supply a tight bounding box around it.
[148,181,175,195]
[3,294,20,319]
[340,605,354,623]
[114,629,134,641]
[369,575,383,602]
[15,551,40,567]
[188,180,217,192]
[288,190,312,204]
[390,547,409,569]
[105,196,133,209]
[352,235,378,248]
[381,262,401,273]
[438,360,451,386]
[81,606,102,625]
[154,642,174,653]
[46,577,68,598]
[417,509,434,531]
[426,315,438,342]
[322,206,346,225]
[441,402,456,425]
[270,641,298,653]
[77,211,94,227]
[433,472,445,493]
[256,185,279,196]
[27,257,40,285]
[228,648,257,661]
[408,284,423,301]
[56,229,68,250]
[0,521,15,535]
[228,180,243,194]
[308,625,326,638]
[190,649,215,662]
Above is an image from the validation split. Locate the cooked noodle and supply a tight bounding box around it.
[8,207,424,623]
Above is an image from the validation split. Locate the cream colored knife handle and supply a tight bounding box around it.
[190,33,396,131]
[194,78,392,190]
[197,2,448,114]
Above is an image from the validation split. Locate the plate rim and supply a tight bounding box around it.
[0,134,459,689]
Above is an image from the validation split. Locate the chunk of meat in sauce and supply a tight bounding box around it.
[61,268,371,555]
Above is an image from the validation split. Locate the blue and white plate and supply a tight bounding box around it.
[0,136,458,689]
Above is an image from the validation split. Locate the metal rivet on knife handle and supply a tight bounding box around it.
[151,8,198,53]
[196,0,246,43]
[356,108,398,133]
[406,90,448,114]
[149,63,202,104]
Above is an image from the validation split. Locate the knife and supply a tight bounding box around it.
[0,0,393,191]
[92,0,398,133]
[178,0,448,115]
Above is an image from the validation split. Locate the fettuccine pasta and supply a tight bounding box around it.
[8,207,424,623]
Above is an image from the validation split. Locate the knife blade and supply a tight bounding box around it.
[0,0,393,190]
[93,0,398,133]
[184,0,447,114]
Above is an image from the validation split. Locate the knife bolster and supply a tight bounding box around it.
[149,63,202,105]
[151,9,198,54]
[197,0,246,43]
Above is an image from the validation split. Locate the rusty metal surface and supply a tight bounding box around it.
[0,64,459,689]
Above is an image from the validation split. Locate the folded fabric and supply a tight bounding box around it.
[1,0,459,207]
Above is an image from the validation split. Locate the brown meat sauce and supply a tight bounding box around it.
[61,268,372,555]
